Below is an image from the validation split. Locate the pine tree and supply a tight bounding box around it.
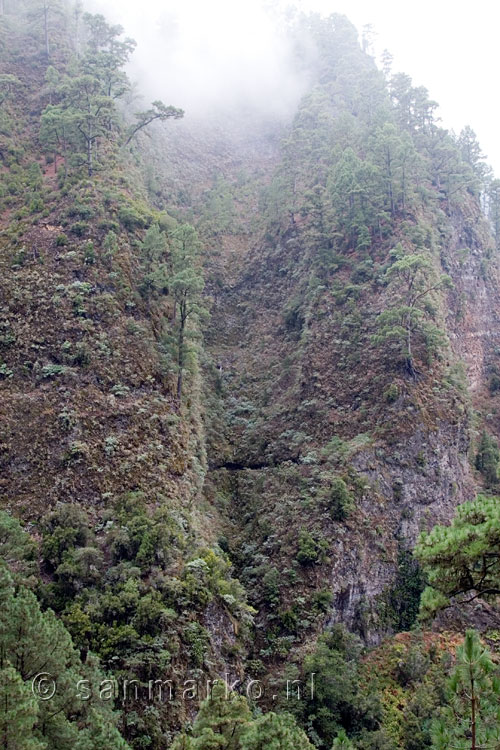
[125,100,184,146]
[168,224,205,400]
[369,123,419,217]
[0,74,21,108]
[81,12,136,100]
[0,666,44,750]
[488,179,500,251]
[458,126,488,188]
[0,514,130,750]
[240,712,314,750]
[332,730,356,750]
[431,631,500,750]
[28,0,64,59]
[475,431,500,487]
[76,708,130,750]
[65,71,117,177]
[39,13,182,178]
[294,626,378,747]
[372,244,451,377]
[381,49,393,80]
[328,147,377,252]
[0,513,36,583]
[415,495,500,613]
[138,223,169,302]
[191,681,252,749]
[39,104,75,178]
[170,735,195,750]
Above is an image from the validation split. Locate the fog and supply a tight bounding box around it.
[86,0,311,120]
[88,0,500,173]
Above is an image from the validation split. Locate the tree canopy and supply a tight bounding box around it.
[415,495,500,615]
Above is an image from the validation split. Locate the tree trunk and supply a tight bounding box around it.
[401,164,406,217]
[470,668,476,750]
[86,105,93,177]
[405,314,417,378]
[177,305,186,400]
[387,148,394,214]
[73,4,81,55]
[176,324,184,399]
[0,0,5,16]
[87,137,92,177]
[62,128,68,180]
[44,5,50,58]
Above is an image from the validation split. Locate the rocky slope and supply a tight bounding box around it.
[147,17,500,655]
[2,5,500,748]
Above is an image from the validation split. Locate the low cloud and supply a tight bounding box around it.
[86,0,312,121]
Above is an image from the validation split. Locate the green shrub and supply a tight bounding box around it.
[489,374,500,393]
[40,363,68,379]
[298,625,379,747]
[351,260,374,283]
[63,441,89,464]
[0,362,13,378]
[395,645,430,687]
[84,241,96,265]
[393,479,404,502]
[329,477,354,521]
[57,408,76,431]
[104,436,118,456]
[376,551,426,632]
[98,219,120,234]
[67,201,94,220]
[71,221,89,236]
[118,204,150,230]
[27,162,43,189]
[321,436,349,463]
[103,230,119,262]
[42,504,91,568]
[184,622,209,667]
[262,566,281,604]
[280,607,299,633]
[476,431,500,486]
[0,326,15,348]
[111,383,130,397]
[383,383,400,403]
[311,589,334,613]
[296,531,328,566]
[283,299,305,336]
[29,195,44,213]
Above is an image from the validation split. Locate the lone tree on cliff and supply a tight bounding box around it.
[373,243,451,377]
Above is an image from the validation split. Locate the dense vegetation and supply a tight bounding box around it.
[1,2,500,750]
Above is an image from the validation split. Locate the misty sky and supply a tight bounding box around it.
[90,0,500,174]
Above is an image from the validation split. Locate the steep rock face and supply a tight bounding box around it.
[196,191,492,640]
[202,224,480,644]
[328,202,500,638]
[202,197,500,648]
[329,421,474,641]
[180,55,500,652]
[444,200,500,391]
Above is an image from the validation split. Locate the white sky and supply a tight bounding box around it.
[91,0,500,174]
[308,0,500,173]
